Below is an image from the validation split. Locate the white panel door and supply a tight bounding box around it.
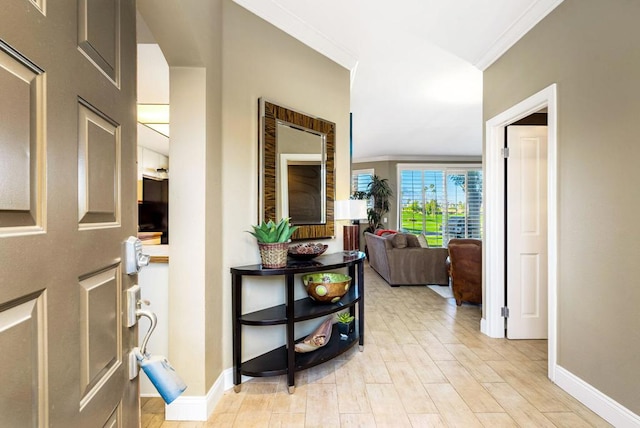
[506,126,548,339]
[0,1,139,426]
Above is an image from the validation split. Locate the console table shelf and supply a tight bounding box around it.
[239,286,361,325]
[240,329,358,378]
[231,252,365,393]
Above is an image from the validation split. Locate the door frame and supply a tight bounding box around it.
[482,84,558,381]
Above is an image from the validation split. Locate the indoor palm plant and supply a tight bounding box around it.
[248,218,298,268]
[365,175,393,233]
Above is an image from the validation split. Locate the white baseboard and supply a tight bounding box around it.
[164,369,227,421]
[162,367,252,421]
[555,365,640,427]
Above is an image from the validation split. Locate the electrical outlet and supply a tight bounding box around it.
[383,217,387,223]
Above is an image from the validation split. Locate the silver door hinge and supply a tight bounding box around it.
[501,147,510,158]
[501,306,510,318]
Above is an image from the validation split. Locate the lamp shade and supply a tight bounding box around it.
[335,199,368,253]
[349,200,368,220]
[335,200,368,221]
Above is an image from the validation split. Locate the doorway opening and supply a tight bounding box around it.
[135,10,172,408]
[483,84,558,381]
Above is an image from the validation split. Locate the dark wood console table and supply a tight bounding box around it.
[231,252,365,393]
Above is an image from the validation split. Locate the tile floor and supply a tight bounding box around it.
[141,263,610,427]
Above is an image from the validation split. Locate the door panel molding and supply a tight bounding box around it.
[0,42,46,234]
[520,137,544,233]
[0,291,48,427]
[520,253,542,316]
[77,0,121,85]
[77,100,121,229]
[79,267,121,405]
[28,0,46,15]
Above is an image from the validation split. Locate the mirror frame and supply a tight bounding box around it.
[259,99,335,240]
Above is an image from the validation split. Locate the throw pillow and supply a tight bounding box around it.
[417,234,429,248]
[375,229,397,237]
[391,233,408,248]
[405,234,420,247]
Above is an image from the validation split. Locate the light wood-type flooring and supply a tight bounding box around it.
[141,263,610,427]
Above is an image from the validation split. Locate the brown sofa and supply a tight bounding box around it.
[364,232,449,286]
[447,239,482,306]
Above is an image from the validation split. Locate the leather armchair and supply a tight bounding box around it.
[447,239,482,306]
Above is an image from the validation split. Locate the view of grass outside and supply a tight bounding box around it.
[401,209,444,246]
[398,168,483,247]
[400,207,472,247]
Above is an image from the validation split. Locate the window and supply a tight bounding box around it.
[398,165,482,247]
[351,169,374,215]
[351,169,373,197]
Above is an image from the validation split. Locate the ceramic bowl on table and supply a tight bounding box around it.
[287,243,328,260]
[302,272,351,304]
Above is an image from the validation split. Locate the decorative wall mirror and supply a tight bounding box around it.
[259,99,335,240]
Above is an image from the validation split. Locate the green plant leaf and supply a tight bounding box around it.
[247,218,298,243]
[277,222,289,243]
[336,312,355,324]
[276,218,288,241]
[257,229,272,243]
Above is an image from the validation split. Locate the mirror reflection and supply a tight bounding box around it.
[259,99,335,240]
[276,122,325,224]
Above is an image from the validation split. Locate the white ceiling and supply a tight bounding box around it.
[232,0,564,161]
[137,1,564,161]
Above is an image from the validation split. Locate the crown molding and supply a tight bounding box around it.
[474,0,564,70]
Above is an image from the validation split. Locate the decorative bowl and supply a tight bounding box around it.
[302,272,351,304]
[288,243,328,260]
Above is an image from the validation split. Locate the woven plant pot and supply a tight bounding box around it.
[258,242,289,268]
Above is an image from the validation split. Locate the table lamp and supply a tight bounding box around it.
[335,200,368,254]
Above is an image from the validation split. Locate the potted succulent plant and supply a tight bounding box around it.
[336,312,355,339]
[247,218,298,268]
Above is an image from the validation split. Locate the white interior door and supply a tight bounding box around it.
[0,2,139,426]
[506,126,548,339]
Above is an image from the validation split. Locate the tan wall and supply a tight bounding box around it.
[484,0,640,414]
[352,161,395,228]
[138,0,350,397]
[221,1,351,367]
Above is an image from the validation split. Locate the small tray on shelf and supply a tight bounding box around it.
[287,243,328,260]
